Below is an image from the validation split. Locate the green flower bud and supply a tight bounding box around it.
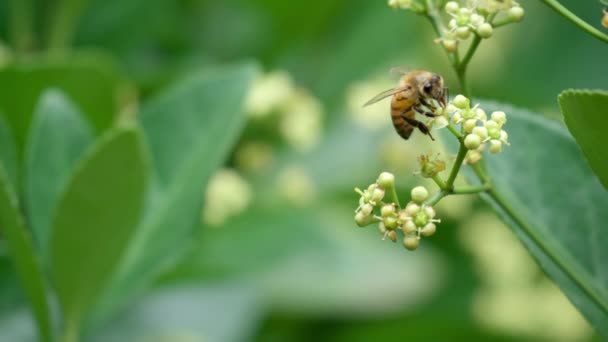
[377,172,395,189]
[403,220,417,234]
[403,235,420,251]
[472,126,488,140]
[371,187,385,203]
[411,186,429,204]
[464,134,482,150]
[421,223,437,237]
[456,26,471,39]
[452,95,470,109]
[508,6,525,22]
[360,203,374,216]
[405,202,420,216]
[355,211,374,227]
[424,206,436,219]
[489,140,502,154]
[445,1,459,14]
[381,203,396,217]
[442,39,458,53]
[414,211,429,227]
[470,14,485,26]
[417,153,446,178]
[476,23,493,38]
[463,118,477,133]
[384,216,399,229]
[491,111,507,125]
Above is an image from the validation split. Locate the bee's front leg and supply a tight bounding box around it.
[402,115,435,141]
[413,104,438,118]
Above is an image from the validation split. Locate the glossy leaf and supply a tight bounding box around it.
[558,89,608,190]
[456,102,608,336]
[93,62,257,323]
[0,167,52,342]
[0,53,127,154]
[50,127,148,329]
[25,90,93,259]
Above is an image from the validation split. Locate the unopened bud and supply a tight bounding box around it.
[421,223,437,237]
[445,1,459,14]
[477,23,493,38]
[384,216,399,229]
[411,186,429,204]
[489,140,502,154]
[491,111,507,125]
[456,27,471,39]
[381,204,396,217]
[403,235,420,251]
[472,126,488,140]
[464,134,482,150]
[508,6,525,22]
[442,39,458,53]
[355,211,374,227]
[453,95,470,109]
[405,202,420,216]
[403,220,417,234]
[377,172,395,189]
[463,119,477,133]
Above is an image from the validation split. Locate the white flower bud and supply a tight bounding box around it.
[377,172,395,189]
[371,187,385,203]
[475,108,487,121]
[449,18,458,29]
[476,23,493,38]
[452,95,470,109]
[403,235,420,251]
[466,150,483,164]
[508,6,525,22]
[464,134,482,150]
[424,206,435,219]
[381,204,396,217]
[355,211,374,227]
[405,202,420,216]
[491,111,507,125]
[489,140,502,154]
[459,8,472,16]
[411,186,429,204]
[452,111,463,123]
[434,115,449,129]
[360,203,374,216]
[421,223,437,237]
[445,1,459,14]
[470,14,485,27]
[500,130,509,144]
[403,220,417,234]
[472,126,488,140]
[456,26,471,39]
[463,119,477,133]
[442,39,458,53]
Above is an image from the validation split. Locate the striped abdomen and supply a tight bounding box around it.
[390,92,416,140]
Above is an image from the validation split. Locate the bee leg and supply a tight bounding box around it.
[413,105,439,118]
[402,115,435,141]
[419,98,439,112]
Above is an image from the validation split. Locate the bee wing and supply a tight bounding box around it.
[389,66,412,79]
[363,86,410,107]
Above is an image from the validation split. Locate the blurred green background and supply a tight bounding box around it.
[0,0,606,341]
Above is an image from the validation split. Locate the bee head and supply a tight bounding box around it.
[420,74,445,106]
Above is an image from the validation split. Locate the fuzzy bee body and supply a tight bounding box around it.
[364,69,447,141]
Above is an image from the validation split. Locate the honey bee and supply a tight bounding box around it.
[364,69,447,141]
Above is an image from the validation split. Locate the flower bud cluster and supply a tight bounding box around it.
[444,94,510,163]
[354,174,441,251]
[416,153,446,178]
[435,1,524,52]
[387,0,425,13]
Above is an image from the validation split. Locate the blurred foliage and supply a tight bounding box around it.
[0,0,605,341]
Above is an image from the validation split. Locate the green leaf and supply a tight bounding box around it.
[0,167,52,342]
[25,90,94,259]
[558,89,608,190]
[0,52,128,155]
[459,102,608,337]
[93,62,258,324]
[49,127,148,331]
[0,115,19,190]
[89,284,262,342]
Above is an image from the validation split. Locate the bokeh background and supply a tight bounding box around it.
[0,0,607,341]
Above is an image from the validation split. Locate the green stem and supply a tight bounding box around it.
[47,0,90,50]
[446,123,462,139]
[9,0,35,53]
[425,189,448,206]
[540,0,608,44]
[432,174,448,190]
[446,143,468,189]
[452,183,491,194]
[488,189,608,316]
[388,185,401,209]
